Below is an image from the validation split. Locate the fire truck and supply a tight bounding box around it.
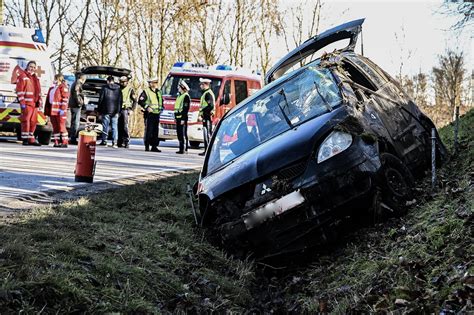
[160,62,262,148]
[0,26,54,144]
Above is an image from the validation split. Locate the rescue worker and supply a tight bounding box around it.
[198,78,215,156]
[97,76,122,148]
[16,60,42,146]
[44,73,69,147]
[174,80,190,154]
[118,76,137,148]
[68,73,86,145]
[138,77,163,152]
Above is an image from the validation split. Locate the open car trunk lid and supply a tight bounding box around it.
[80,66,131,77]
[265,18,365,84]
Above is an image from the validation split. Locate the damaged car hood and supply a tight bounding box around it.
[200,107,348,201]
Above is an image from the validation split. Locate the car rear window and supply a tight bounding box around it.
[207,66,341,174]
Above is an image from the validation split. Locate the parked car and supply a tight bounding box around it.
[66,66,131,137]
[194,19,447,259]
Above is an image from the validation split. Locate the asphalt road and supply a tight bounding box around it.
[0,137,204,211]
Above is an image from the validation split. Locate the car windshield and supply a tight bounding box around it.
[162,75,222,99]
[207,66,341,174]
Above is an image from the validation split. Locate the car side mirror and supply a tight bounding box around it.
[221,92,230,105]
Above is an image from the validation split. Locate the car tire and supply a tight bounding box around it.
[16,127,22,141]
[372,153,415,221]
[189,141,201,149]
[36,130,52,145]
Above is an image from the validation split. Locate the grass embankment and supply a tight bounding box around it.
[0,173,255,313]
[0,110,472,313]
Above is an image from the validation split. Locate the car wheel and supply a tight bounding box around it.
[36,130,52,145]
[189,141,201,149]
[372,153,415,221]
[16,128,22,141]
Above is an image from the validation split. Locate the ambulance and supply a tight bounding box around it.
[160,62,262,148]
[0,26,55,144]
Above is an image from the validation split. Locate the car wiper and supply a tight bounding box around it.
[278,88,293,127]
[314,81,333,112]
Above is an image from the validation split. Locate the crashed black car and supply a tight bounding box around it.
[194,19,446,259]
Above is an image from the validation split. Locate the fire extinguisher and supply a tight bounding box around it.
[75,128,97,183]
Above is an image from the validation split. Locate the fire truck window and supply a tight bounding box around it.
[221,80,231,105]
[235,80,248,105]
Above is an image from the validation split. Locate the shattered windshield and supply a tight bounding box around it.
[207,66,341,174]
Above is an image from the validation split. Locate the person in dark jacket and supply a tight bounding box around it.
[174,80,190,154]
[138,77,163,152]
[68,73,86,145]
[97,76,122,148]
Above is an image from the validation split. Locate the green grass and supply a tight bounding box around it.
[0,172,256,313]
[0,110,472,313]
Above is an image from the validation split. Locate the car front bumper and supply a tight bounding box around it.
[217,136,382,256]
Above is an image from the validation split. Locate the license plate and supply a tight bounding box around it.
[1,96,17,103]
[86,104,96,111]
[164,129,177,136]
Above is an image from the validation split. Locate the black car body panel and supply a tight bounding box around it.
[196,19,446,259]
[200,107,347,203]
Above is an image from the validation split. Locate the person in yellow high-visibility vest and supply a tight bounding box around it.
[174,80,190,154]
[198,77,215,156]
[118,76,137,148]
[138,77,163,152]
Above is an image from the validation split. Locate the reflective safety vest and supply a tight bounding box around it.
[199,88,215,114]
[122,86,132,109]
[174,92,189,119]
[144,88,163,114]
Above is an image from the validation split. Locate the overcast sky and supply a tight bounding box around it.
[275,0,472,78]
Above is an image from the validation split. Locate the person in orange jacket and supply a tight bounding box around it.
[16,60,42,146]
[45,73,69,147]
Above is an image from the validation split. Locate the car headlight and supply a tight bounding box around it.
[317,131,352,163]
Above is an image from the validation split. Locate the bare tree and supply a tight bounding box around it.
[64,0,93,71]
[394,25,414,86]
[255,0,283,75]
[432,50,465,119]
[192,0,226,65]
[227,0,257,67]
[277,0,323,68]
[414,71,429,107]
[82,0,124,66]
[439,0,473,31]
[50,0,74,72]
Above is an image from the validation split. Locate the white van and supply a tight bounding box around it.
[0,26,54,144]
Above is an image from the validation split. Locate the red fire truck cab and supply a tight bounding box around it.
[160,62,261,148]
